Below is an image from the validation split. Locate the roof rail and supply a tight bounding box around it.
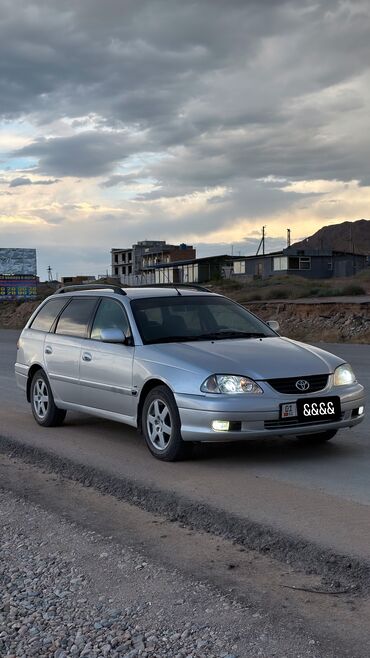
[133,283,211,292]
[56,284,127,296]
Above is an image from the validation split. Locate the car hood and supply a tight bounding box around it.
[145,336,344,380]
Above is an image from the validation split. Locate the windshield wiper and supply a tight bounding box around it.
[146,335,203,344]
[197,330,267,340]
[145,330,268,344]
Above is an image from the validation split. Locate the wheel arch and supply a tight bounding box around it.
[136,378,173,432]
[26,363,45,402]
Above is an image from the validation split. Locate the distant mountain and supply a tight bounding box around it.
[292,219,370,254]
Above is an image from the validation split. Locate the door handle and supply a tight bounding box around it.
[45,345,52,355]
[82,352,92,362]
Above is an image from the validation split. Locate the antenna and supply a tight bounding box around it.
[287,228,291,248]
[162,264,181,295]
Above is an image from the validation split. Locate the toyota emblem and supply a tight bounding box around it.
[295,379,310,391]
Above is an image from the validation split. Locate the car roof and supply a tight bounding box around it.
[51,285,221,301]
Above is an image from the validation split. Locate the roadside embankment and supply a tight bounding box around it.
[0,300,39,329]
[245,299,370,343]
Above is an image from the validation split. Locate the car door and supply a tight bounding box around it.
[79,297,135,419]
[44,296,98,405]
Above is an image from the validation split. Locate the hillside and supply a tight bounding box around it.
[292,218,370,254]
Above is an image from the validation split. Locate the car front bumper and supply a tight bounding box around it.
[175,383,365,442]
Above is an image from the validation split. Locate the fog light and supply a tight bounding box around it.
[359,406,364,415]
[212,420,230,431]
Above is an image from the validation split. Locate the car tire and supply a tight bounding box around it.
[142,385,190,461]
[301,429,338,444]
[30,370,67,427]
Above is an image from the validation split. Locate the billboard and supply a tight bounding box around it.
[0,249,37,300]
[0,274,38,300]
[0,248,37,276]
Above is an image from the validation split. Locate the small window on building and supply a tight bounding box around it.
[114,267,119,275]
[288,257,299,270]
[299,257,311,270]
[114,254,118,263]
[273,257,288,271]
[233,261,246,274]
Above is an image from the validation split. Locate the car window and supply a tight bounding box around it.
[170,305,202,332]
[206,303,250,332]
[131,296,276,344]
[90,298,131,340]
[30,298,69,332]
[55,298,97,338]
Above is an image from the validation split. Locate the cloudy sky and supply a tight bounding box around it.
[1,0,370,278]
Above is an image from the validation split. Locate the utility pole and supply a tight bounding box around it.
[256,226,266,256]
[287,228,291,248]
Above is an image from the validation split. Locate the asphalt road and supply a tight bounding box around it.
[1,329,370,560]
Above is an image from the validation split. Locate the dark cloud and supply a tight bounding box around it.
[100,173,139,188]
[9,176,59,187]
[13,132,140,177]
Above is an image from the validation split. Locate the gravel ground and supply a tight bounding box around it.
[0,492,242,658]
[0,486,328,658]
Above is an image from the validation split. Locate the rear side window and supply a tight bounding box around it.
[30,299,68,332]
[55,298,97,338]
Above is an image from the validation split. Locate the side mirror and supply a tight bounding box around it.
[100,328,126,343]
[266,320,280,332]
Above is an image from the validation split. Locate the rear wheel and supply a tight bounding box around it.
[30,370,66,427]
[142,385,190,461]
[301,429,338,444]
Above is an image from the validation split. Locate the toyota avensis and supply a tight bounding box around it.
[15,284,365,461]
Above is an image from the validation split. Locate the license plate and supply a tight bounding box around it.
[281,402,298,418]
[280,397,341,422]
[296,396,341,422]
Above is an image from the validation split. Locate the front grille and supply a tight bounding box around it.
[266,374,329,395]
[264,412,344,430]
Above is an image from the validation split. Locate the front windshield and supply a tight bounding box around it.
[131,295,277,344]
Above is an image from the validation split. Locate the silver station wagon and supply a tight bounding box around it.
[15,284,365,461]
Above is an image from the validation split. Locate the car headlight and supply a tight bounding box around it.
[334,363,356,386]
[201,374,263,394]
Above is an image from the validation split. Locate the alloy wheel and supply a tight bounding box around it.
[33,377,49,420]
[146,399,172,450]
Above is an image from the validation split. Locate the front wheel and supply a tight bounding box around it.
[142,385,190,461]
[30,370,66,427]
